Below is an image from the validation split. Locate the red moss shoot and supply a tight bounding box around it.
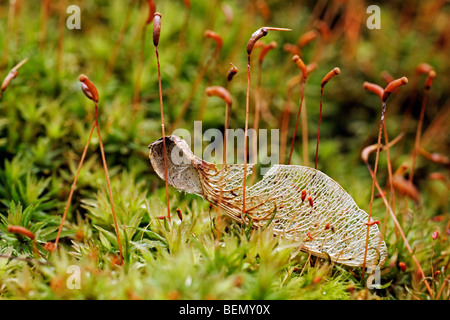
[315,67,340,169]
[7,225,35,240]
[287,56,308,165]
[153,12,171,222]
[242,26,291,216]
[362,76,408,279]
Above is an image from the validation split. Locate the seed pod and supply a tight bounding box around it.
[145,0,156,25]
[292,55,307,79]
[205,86,232,107]
[258,41,277,64]
[416,63,433,74]
[392,175,420,202]
[321,67,340,88]
[176,208,183,221]
[7,225,35,240]
[43,242,57,252]
[432,230,439,240]
[297,30,317,48]
[205,30,223,49]
[398,261,407,272]
[283,43,301,56]
[382,77,408,102]
[227,63,238,82]
[246,27,291,55]
[79,74,99,102]
[1,69,18,93]
[363,81,384,100]
[424,70,436,90]
[153,12,162,47]
[247,28,268,55]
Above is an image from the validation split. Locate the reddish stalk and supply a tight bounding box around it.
[409,70,436,184]
[55,75,123,264]
[242,26,291,217]
[153,13,171,222]
[288,55,308,165]
[54,121,95,248]
[363,157,434,297]
[205,85,233,243]
[363,81,397,217]
[7,225,40,257]
[94,106,123,264]
[315,67,340,169]
[361,77,408,280]
[396,63,433,158]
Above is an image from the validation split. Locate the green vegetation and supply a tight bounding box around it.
[0,0,448,300]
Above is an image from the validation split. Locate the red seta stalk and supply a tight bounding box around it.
[153,13,171,222]
[315,67,340,169]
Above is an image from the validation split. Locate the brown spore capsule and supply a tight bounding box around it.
[321,67,340,88]
[292,55,307,79]
[382,77,408,102]
[153,12,162,47]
